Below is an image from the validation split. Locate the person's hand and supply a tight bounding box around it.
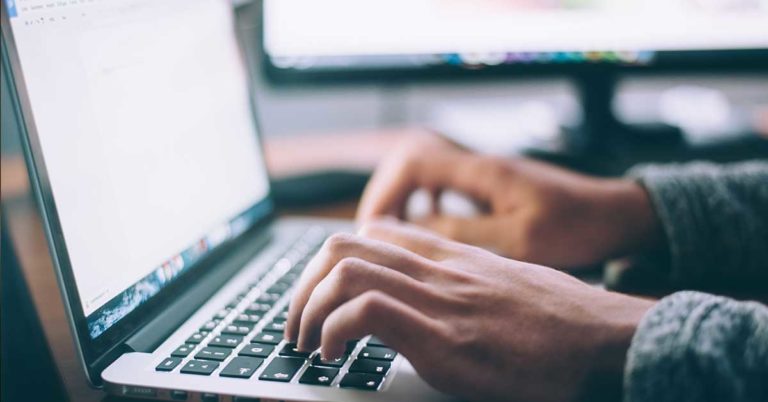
[357,134,662,269]
[285,220,655,402]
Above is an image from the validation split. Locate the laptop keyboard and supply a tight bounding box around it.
[154,228,397,392]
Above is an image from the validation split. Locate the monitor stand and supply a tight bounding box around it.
[567,70,684,154]
[527,70,685,175]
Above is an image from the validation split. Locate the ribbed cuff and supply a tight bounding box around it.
[627,164,717,286]
[624,291,768,402]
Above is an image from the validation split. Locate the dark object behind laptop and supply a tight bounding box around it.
[1,210,68,402]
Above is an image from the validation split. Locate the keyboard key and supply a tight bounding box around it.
[196,346,232,361]
[268,282,291,294]
[156,357,182,371]
[219,357,263,379]
[221,324,252,336]
[270,316,286,324]
[238,343,274,358]
[349,359,390,375]
[214,309,231,320]
[273,310,289,321]
[279,273,300,284]
[257,293,281,303]
[367,336,387,347]
[200,320,219,331]
[358,346,397,361]
[263,321,286,333]
[171,344,195,358]
[339,373,383,391]
[186,332,208,344]
[208,335,243,348]
[252,331,282,345]
[235,292,249,300]
[346,340,360,354]
[235,313,261,323]
[299,366,339,386]
[279,343,311,358]
[180,360,219,376]
[258,357,304,382]
[246,303,272,314]
[311,354,347,368]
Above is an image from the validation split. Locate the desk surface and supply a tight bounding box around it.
[1,129,417,402]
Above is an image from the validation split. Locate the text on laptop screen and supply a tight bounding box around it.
[6,0,271,338]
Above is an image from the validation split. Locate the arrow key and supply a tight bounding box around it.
[258,357,304,382]
[220,357,264,379]
[339,373,383,391]
[299,366,339,386]
[180,360,219,376]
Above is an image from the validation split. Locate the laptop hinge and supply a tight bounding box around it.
[123,226,274,353]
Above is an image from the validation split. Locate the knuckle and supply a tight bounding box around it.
[356,290,388,317]
[447,326,480,355]
[396,147,422,173]
[357,220,384,238]
[323,232,356,255]
[332,257,366,282]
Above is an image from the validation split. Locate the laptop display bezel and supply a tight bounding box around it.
[1,1,276,386]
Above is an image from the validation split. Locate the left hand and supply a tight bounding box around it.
[285,219,655,402]
[356,134,662,269]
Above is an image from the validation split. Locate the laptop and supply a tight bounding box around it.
[1,1,453,401]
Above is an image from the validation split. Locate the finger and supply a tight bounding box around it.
[416,215,508,255]
[320,290,444,363]
[297,257,437,351]
[358,218,460,260]
[356,153,418,221]
[286,233,437,342]
[356,146,496,222]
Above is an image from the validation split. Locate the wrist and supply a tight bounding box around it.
[579,294,655,402]
[598,179,664,258]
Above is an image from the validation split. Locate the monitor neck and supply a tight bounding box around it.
[568,70,683,155]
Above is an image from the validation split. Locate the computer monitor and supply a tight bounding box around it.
[261,0,768,151]
[263,0,768,78]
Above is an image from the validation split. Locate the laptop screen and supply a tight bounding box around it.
[5,0,271,339]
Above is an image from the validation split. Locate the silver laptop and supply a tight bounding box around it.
[1,1,452,400]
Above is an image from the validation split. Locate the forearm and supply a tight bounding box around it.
[628,161,768,288]
[624,291,768,402]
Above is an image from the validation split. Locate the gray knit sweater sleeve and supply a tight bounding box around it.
[624,291,768,402]
[628,161,768,288]
[622,161,768,402]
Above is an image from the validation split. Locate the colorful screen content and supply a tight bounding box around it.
[264,0,768,70]
[5,0,272,338]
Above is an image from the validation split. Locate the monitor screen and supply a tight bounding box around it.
[5,0,271,339]
[263,0,768,72]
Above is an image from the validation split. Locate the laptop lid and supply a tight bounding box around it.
[1,0,273,385]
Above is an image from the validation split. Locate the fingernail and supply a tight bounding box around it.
[320,346,340,361]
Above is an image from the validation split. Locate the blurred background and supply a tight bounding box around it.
[2,2,767,401]
[4,0,768,160]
